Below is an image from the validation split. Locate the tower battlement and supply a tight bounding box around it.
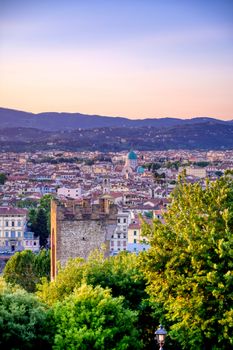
[51,196,117,280]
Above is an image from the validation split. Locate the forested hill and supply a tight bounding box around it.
[1,121,233,152]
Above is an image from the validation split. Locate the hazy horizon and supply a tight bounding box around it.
[1,0,233,120]
[1,105,233,121]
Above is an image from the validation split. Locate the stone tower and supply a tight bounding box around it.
[51,196,117,280]
[102,177,110,194]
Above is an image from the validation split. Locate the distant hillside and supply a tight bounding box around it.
[1,122,233,152]
[0,107,231,131]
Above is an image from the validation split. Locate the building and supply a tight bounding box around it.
[185,166,207,178]
[110,211,129,254]
[23,231,40,252]
[0,207,39,253]
[125,151,138,170]
[51,196,118,280]
[127,216,150,254]
[57,186,82,199]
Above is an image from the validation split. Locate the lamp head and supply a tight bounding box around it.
[155,325,167,345]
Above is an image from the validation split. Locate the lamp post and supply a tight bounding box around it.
[155,324,167,350]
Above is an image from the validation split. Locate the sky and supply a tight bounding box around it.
[0,0,233,119]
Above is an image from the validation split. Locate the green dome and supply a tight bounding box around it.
[137,166,144,174]
[127,151,137,160]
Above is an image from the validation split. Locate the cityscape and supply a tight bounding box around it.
[0,148,233,259]
[0,0,233,349]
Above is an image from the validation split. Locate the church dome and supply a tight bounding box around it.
[127,151,137,160]
[137,166,145,174]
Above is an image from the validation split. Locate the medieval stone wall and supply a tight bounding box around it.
[51,198,117,280]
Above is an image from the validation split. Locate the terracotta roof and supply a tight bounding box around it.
[0,207,28,215]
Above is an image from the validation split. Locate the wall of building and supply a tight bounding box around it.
[51,198,117,280]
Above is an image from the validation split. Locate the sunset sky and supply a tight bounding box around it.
[0,0,233,119]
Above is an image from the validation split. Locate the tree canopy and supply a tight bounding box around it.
[0,173,7,185]
[3,250,50,293]
[0,281,52,350]
[52,284,142,350]
[140,176,233,349]
[37,251,156,349]
[28,194,53,247]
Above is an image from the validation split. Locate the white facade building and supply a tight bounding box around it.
[0,207,39,253]
[110,211,130,254]
[57,187,82,199]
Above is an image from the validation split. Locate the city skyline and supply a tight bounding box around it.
[1,0,233,119]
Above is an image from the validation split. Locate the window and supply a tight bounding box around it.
[11,231,15,238]
[5,241,8,247]
[18,232,21,237]
[117,241,121,247]
[5,231,9,238]
[123,218,126,223]
[18,221,21,226]
[123,241,126,247]
[12,221,15,227]
[5,221,8,227]
[117,218,120,223]
[134,231,137,236]
[134,239,137,243]
[34,241,37,246]
[26,241,28,246]
[118,234,120,239]
[111,241,114,246]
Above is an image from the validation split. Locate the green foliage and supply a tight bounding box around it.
[16,199,38,209]
[225,169,233,176]
[37,257,85,306]
[164,160,181,170]
[52,284,143,350]
[153,171,165,181]
[140,177,233,349]
[37,251,156,349]
[193,161,210,167]
[0,286,52,350]
[215,170,223,177]
[28,194,53,247]
[3,250,50,293]
[0,172,7,184]
[144,211,153,219]
[143,162,162,171]
[34,208,49,247]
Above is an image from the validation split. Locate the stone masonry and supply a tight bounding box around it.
[51,196,117,280]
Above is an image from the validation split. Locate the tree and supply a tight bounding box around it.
[34,208,49,247]
[0,173,7,185]
[140,177,233,349]
[37,251,157,349]
[39,194,53,234]
[0,285,52,349]
[215,170,223,177]
[3,250,50,293]
[28,194,52,247]
[52,284,143,350]
[193,161,210,168]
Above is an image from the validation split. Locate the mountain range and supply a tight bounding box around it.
[0,107,233,151]
[0,107,232,131]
